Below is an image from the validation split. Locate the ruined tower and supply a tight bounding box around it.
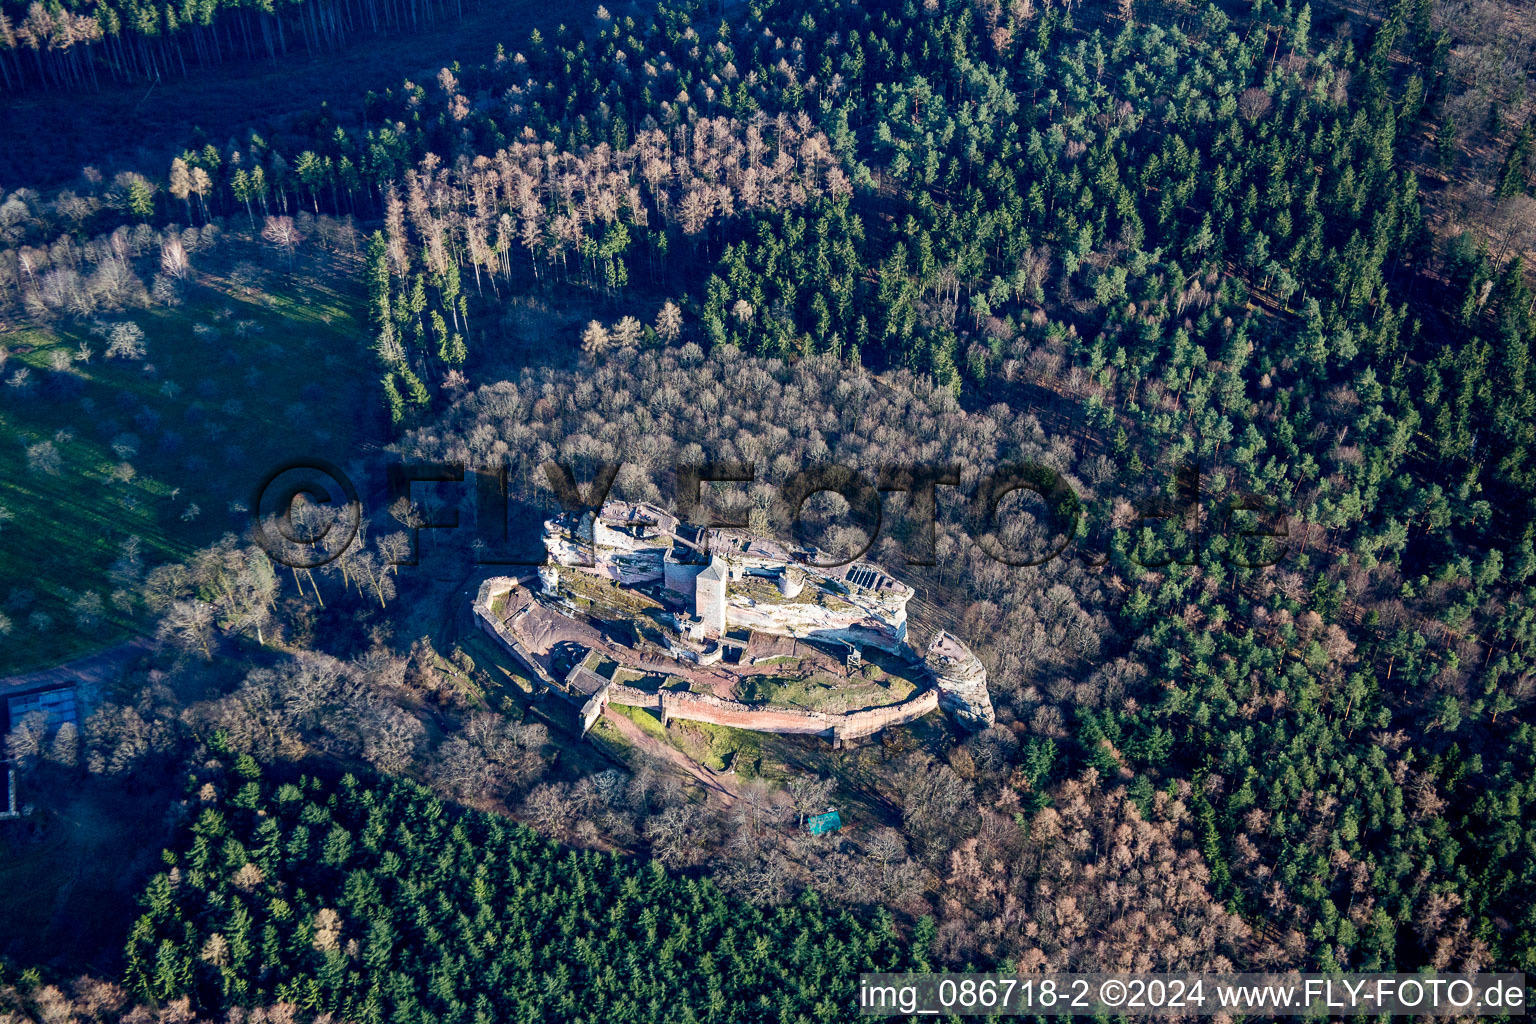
[695,556,727,636]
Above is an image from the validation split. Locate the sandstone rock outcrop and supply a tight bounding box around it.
[924,631,995,729]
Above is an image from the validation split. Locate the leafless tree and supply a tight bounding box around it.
[70,590,104,629]
[160,233,190,280]
[25,440,62,474]
[83,703,166,776]
[157,599,215,659]
[642,801,715,866]
[787,775,835,825]
[731,779,791,835]
[1238,87,1273,123]
[45,721,79,768]
[521,782,568,829]
[261,215,304,268]
[580,319,611,358]
[359,704,424,774]
[103,321,145,360]
[655,299,683,342]
[611,315,643,348]
[4,711,47,770]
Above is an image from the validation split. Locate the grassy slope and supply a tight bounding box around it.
[737,667,917,713]
[0,249,372,675]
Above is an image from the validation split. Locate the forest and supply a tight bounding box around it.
[2,0,1536,1017]
[0,0,476,90]
[117,753,921,1021]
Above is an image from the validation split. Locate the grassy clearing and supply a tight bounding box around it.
[455,632,543,703]
[584,715,636,761]
[0,257,372,674]
[608,702,767,777]
[735,670,916,713]
[587,652,620,679]
[611,701,670,742]
[668,719,765,775]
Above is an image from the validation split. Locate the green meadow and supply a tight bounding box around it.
[0,263,373,675]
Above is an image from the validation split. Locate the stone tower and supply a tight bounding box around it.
[695,556,727,636]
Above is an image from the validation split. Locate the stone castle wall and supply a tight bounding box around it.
[546,503,913,647]
[473,576,949,742]
[472,578,561,691]
[602,682,940,742]
[664,558,707,597]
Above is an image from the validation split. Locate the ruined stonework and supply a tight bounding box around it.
[604,682,940,742]
[472,577,561,692]
[470,575,944,742]
[516,500,997,734]
[925,630,996,729]
[695,557,728,635]
[542,500,914,649]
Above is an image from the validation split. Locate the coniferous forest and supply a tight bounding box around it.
[0,0,474,90]
[2,0,1536,1018]
[118,752,918,1022]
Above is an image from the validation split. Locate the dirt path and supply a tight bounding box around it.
[0,637,151,700]
[599,706,743,808]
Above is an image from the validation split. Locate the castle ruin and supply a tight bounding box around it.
[473,500,995,743]
[541,500,915,652]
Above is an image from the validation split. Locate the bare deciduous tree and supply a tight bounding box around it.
[611,315,643,348]
[261,215,304,268]
[157,599,216,659]
[1238,87,1274,123]
[4,711,47,771]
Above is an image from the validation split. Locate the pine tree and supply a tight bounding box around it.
[1495,125,1533,200]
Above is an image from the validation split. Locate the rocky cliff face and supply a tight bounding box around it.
[924,631,996,729]
[544,522,667,585]
[725,591,907,650]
